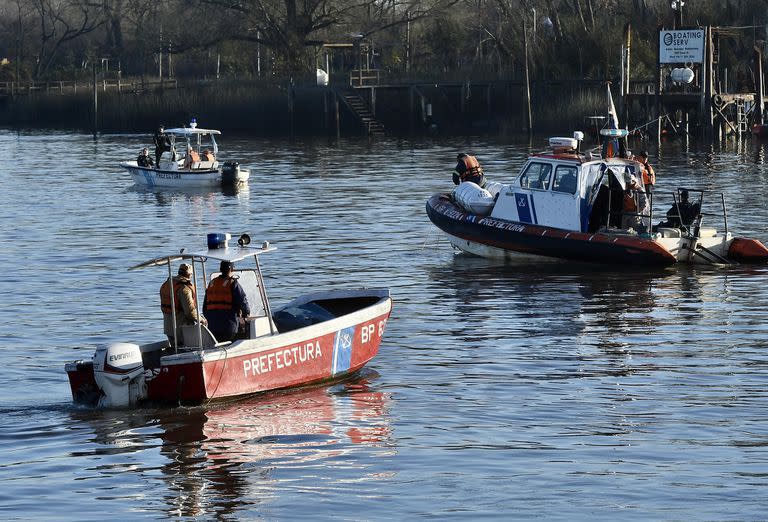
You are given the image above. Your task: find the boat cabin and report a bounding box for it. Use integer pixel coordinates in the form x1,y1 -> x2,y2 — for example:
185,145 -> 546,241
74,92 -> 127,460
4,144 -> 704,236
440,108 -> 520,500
132,233 -> 276,351
490,132 -> 648,233
159,120 -> 221,171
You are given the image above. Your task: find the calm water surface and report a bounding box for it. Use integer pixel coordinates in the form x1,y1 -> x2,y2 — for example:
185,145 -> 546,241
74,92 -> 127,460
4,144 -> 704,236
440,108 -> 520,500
1,131 -> 768,520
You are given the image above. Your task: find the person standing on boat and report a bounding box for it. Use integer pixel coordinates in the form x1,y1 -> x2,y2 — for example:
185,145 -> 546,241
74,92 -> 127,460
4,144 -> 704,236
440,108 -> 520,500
137,147 -> 154,167
203,260 -> 250,342
621,175 -> 649,232
453,153 -> 487,188
637,150 -> 656,193
153,125 -> 172,166
160,263 -> 205,345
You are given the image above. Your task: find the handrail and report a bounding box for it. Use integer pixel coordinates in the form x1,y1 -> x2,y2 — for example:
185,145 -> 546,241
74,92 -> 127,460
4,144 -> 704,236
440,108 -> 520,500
0,78 -> 178,96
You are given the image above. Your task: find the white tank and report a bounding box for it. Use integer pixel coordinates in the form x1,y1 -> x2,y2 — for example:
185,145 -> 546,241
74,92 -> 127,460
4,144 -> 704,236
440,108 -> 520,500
92,342 -> 146,408
454,181 -> 496,216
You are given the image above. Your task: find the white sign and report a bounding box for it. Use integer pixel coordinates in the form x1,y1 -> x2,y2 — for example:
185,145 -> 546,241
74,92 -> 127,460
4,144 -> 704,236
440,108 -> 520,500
659,29 -> 705,64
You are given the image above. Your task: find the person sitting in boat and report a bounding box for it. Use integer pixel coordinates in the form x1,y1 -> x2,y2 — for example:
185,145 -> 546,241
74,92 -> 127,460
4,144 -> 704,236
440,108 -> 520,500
659,189 -> 700,229
621,175 -> 649,233
160,263 -> 206,346
203,260 -> 251,342
183,146 -> 201,169
153,125 -> 171,166
137,147 -> 154,168
201,149 -> 215,162
453,153 -> 487,188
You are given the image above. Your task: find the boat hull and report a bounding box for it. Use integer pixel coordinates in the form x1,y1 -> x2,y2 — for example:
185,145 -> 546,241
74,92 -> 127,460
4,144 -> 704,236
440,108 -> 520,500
66,289 -> 392,406
121,162 -> 249,188
427,194 -> 678,266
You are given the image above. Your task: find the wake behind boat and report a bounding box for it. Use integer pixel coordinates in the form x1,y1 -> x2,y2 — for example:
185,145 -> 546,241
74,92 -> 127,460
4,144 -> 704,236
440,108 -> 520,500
427,132 -> 768,266
120,120 -> 250,188
65,233 -> 392,407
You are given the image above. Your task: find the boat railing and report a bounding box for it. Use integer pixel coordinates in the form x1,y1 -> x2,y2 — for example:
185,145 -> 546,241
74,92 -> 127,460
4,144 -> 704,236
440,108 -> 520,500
604,187 -> 728,238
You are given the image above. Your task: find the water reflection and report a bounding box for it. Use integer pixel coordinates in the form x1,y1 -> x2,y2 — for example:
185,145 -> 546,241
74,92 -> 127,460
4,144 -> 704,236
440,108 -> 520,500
68,375 -> 391,518
128,184 -> 250,207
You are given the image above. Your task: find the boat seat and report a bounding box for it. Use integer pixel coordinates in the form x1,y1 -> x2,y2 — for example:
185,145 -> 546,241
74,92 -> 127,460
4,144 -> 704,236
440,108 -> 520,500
192,160 -> 218,170
248,316 -> 276,338
180,324 -> 228,349
699,227 -> 717,237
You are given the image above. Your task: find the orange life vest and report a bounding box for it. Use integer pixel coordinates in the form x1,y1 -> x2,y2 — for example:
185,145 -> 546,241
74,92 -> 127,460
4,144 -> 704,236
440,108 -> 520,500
459,155 -> 483,181
205,277 -> 234,311
641,161 -> 656,186
160,278 -> 195,314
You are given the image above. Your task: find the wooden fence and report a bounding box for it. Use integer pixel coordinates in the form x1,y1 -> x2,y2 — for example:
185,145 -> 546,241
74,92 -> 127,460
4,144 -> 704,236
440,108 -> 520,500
0,78 -> 178,96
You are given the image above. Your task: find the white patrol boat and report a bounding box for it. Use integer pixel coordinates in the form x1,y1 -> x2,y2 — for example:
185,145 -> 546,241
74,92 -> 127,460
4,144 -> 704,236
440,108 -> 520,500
65,232 -> 392,407
120,119 -> 250,188
427,131 -> 768,266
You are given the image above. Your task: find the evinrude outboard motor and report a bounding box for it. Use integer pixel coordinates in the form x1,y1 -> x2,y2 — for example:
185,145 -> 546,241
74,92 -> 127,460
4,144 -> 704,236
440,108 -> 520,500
92,343 -> 146,408
221,161 -> 240,185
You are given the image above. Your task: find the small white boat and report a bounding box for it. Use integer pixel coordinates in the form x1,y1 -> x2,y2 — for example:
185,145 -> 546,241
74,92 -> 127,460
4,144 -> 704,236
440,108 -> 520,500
65,232 -> 393,407
120,120 -> 250,188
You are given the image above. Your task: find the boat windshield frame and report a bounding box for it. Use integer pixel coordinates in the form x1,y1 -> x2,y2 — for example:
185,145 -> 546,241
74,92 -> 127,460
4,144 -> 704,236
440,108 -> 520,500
129,244 -> 277,352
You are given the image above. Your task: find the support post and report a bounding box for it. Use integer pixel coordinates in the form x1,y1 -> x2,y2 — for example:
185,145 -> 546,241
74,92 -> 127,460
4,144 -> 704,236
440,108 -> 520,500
755,46 -> 764,126
92,64 -> 98,135
655,25 -> 663,145
623,23 -> 631,126
523,20 -> 533,134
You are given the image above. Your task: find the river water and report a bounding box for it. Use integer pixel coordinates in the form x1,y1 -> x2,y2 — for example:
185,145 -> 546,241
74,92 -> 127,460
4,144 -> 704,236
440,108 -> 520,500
1,130 -> 768,520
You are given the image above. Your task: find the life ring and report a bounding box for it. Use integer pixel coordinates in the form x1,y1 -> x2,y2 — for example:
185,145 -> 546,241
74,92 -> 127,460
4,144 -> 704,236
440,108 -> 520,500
712,94 -> 724,107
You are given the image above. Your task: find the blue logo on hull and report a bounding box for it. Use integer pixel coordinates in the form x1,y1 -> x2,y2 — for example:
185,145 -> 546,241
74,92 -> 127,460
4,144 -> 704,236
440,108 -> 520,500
332,326 -> 356,375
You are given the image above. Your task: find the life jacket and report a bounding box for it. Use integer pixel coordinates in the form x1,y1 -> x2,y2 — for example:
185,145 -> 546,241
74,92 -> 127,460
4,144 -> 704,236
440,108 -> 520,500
641,162 -> 656,186
205,277 -> 234,311
623,191 -> 638,213
459,155 -> 483,182
160,277 -> 195,314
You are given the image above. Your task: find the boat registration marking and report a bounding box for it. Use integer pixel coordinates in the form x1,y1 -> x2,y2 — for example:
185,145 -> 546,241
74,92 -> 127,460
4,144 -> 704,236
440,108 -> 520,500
242,341 -> 322,377
157,172 -> 183,180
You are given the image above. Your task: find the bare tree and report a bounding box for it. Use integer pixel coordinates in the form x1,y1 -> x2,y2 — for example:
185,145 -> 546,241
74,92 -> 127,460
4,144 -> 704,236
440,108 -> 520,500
29,0 -> 106,77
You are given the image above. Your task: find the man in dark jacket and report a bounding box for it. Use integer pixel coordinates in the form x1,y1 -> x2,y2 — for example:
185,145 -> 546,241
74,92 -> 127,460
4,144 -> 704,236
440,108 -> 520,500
203,260 -> 250,342
137,147 -> 154,167
153,125 -> 171,166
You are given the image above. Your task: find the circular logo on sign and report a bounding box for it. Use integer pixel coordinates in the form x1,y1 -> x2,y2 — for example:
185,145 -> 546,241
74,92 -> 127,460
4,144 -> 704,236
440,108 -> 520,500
664,33 -> 673,46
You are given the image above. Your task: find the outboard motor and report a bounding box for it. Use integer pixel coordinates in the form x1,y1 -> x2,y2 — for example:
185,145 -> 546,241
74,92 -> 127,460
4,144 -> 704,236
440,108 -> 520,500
221,161 -> 240,185
92,343 -> 146,408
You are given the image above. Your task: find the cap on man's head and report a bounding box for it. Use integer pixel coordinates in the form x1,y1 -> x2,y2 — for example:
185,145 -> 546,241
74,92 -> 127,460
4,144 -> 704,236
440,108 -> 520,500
178,263 -> 192,276
220,260 -> 234,273
457,153 -> 467,161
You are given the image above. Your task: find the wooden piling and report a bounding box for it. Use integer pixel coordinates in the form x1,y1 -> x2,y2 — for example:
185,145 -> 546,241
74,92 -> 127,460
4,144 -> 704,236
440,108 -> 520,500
755,46 -> 764,126
92,64 -> 98,134
523,20 -> 533,134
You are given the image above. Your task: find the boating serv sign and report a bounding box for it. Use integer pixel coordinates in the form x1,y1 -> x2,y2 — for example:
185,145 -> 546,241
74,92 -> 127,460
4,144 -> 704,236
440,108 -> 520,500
659,29 -> 705,64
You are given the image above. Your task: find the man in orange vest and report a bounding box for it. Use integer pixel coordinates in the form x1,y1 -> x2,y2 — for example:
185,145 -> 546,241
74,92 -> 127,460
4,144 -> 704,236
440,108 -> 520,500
637,150 -> 656,193
160,263 -> 205,344
203,260 -> 250,342
453,153 -> 487,188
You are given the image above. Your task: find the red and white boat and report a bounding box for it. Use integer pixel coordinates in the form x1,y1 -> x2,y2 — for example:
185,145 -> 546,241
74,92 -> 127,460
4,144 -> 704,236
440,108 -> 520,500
65,233 -> 393,407
427,131 -> 768,266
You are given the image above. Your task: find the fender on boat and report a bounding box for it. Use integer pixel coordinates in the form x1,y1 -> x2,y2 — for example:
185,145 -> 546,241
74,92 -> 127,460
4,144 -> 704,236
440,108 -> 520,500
728,238 -> 768,263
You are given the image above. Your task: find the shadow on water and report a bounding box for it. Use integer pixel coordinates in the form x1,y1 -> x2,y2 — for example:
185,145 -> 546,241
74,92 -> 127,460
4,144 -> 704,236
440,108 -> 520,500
64,373 -> 392,518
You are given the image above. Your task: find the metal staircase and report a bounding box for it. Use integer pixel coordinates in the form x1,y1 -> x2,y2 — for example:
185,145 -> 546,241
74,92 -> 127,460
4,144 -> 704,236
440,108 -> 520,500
338,91 -> 385,136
